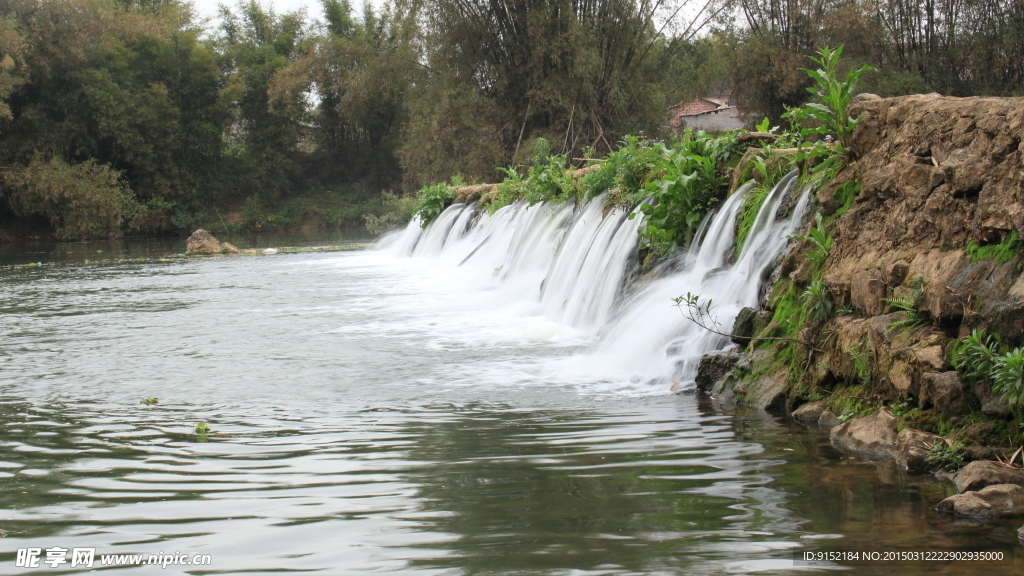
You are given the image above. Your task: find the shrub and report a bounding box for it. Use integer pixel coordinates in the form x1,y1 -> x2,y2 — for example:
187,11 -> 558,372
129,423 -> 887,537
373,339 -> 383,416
3,156 -> 142,239
632,133 -> 738,255
413,183 -> 457,226
521,154 -> 577,206
581,135 -> 663,204
364,191 -> 418,235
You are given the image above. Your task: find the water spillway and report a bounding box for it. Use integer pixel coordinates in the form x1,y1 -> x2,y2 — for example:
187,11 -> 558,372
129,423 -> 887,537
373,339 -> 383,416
382,173 -> 810,394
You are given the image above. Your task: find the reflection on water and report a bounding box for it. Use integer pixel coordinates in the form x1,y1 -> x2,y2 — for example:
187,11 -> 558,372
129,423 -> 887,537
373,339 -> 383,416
0,228 -> 372,266
1,397 -> 1020,575
0,241 -> 1020,574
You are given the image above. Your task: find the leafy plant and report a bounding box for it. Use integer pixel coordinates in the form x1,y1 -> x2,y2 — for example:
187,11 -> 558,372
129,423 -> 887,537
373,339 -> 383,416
195,422 -> 211,435
581,135 -> 662,203
521,154 -> 578,206
951,329 -> 1003,381
992,347 -> 1024,416
926,440 -> 965,472
802,281 -> 834,322
413,183 -> 457,227
791,213 -> 833,272
488,166 -> 526,213
632,133 -> 738,255
141,398 -> 158,406
782,45 -> 873,152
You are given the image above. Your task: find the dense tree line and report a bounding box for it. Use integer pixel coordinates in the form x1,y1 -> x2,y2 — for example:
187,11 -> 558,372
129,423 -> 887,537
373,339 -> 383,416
0,0 -> 1019,238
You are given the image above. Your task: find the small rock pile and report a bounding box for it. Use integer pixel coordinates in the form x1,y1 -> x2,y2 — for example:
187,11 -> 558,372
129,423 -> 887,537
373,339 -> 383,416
185,229 -> 238,255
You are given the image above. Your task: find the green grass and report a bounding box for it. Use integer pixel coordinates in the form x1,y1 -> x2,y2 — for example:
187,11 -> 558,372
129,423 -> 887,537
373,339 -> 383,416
735,184 -> 773,257
831,180 -> 860,218
966,230 -> 1020,263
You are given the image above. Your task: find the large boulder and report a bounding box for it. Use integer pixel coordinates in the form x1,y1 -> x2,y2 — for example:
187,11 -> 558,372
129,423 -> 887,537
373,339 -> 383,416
984,301 -> 1024,347
894,428 -> 945,472
829,407 -> 898,457
955,461 -> 1024,494
731,307 -> 757,345
935,484 -> 1024,518
186,229 -> 222,255
919,371 -> 964,412
695,351 -> 740,393
850,268 -> 886,317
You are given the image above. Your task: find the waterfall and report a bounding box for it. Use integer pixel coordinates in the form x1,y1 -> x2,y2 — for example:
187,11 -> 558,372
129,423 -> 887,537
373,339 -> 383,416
381,174 -> 812,393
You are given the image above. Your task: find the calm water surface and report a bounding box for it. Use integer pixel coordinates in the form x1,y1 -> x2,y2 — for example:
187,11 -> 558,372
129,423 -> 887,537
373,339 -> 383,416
1,236 -> 1020,574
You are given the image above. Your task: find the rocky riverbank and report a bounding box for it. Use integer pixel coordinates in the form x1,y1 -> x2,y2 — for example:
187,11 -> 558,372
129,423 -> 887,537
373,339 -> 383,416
695,93 -> 1024,541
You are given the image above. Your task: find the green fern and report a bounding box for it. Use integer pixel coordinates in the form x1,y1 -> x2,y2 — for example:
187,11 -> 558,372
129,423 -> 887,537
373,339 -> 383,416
882,280 -> 929,334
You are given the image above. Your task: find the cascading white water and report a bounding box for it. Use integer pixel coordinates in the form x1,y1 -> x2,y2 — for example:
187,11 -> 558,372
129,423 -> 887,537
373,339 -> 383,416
382,174 -> 812,394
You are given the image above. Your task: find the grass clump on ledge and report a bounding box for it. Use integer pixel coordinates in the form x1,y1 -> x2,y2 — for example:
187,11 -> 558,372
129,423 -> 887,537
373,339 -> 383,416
965,230 -> 1021,263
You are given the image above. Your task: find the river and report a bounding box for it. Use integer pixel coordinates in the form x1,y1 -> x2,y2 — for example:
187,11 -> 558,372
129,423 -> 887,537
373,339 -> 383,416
0,226 -> 1020,575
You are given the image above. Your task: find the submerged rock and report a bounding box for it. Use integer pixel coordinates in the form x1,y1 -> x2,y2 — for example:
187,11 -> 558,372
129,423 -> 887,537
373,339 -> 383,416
818,410 -> 841,428
955,461 -> 1024,494
792,400 -> 827,422
829,407 -> 898,457
936,484 -> 1024,518
185,229 -> 222,255
894,428 -> 945,472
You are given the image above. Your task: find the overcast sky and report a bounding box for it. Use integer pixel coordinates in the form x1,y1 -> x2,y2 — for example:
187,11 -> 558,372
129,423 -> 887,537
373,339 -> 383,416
190,0 -> 327,24
189,0 -> 715,37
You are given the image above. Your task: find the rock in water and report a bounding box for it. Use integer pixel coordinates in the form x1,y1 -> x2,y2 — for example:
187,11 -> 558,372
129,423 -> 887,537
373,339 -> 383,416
818,410 -> 841,428
829,407 -> 898,457
955,461 -> 1024,494
935,484 -> 1024,518
262,248 -> 278,255
792,400 -> 827,422
695,351 -> 739,392
894,428 -> 946,472
186,229 -> 222,255
220,242 -> 239,254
